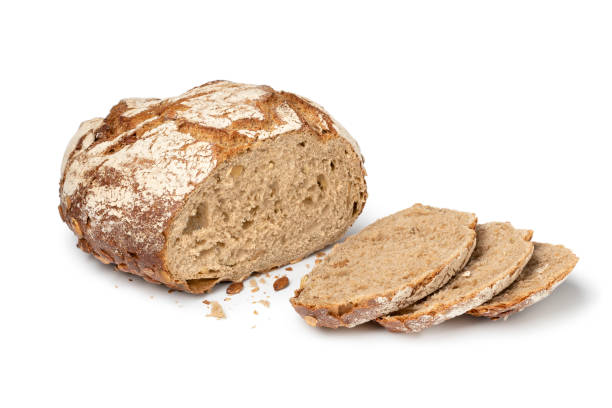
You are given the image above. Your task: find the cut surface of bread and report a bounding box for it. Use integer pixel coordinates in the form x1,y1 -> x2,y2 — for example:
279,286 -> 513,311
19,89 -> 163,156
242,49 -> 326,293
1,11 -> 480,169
166,130 -> 366,286
468,242 -> 578,319
377,222 -> 534,333
290,204 -> 477,328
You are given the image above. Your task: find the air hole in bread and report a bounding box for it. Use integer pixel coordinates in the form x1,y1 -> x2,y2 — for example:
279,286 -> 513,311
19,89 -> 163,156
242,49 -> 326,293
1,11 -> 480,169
183,202 -> 209,234
298,141 -> 306,147
303,197 -> 313,205
317,175 -> 327,191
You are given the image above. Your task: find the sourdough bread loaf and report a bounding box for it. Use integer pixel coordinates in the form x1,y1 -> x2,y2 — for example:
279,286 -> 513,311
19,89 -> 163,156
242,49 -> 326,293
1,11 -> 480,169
468,242 -> 578,319
290,204 -> 477,328
377,222 -> 533,333
59,81 -> 367,293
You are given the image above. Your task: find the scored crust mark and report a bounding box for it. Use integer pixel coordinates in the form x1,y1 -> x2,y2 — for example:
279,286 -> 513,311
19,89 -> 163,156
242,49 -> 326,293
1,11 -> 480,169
290,204 -> 478,328
377,223 -> 534,333
59,81 -> 367,293
468,242 -> 578,319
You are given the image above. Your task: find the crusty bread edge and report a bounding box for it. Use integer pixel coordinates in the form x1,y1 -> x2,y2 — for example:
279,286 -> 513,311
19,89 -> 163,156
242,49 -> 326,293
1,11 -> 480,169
289,216 -> 478,328
377,230 -> 534,333
468,253 -> 578,320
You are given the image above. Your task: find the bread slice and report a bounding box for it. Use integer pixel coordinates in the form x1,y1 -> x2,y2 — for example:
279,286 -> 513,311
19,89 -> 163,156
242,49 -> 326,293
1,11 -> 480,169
59,81 -> 367,293
377,223 -> 534,333
290,204 -> 477,328
468,242 -> 578,319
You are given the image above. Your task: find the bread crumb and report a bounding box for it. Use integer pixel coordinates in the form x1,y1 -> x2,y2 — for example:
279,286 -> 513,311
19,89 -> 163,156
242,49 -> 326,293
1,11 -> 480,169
202,300 -> 210,305
251,325 -> 256,329
274,275 -> 279,279
316,252 -> 326,257
128,278 -> 133,282
259,278 -> 266,284
265,272 -> 271,278
226,282 -> 244,295
285,267 -> 293,271
306,264 -> 310,268
273,276 -> 290,291
315,259 -> 322,264
251,287 -> 260,293
168,289 -> 175,293
249,279 -> 259,288
258,300 -> 270,308
206,301 -> 226,319
253,310 -> 259,315
224,297 -> 231,302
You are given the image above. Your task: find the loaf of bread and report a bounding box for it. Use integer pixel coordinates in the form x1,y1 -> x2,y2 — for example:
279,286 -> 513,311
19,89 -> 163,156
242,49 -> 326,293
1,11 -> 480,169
59,81 -> 367,293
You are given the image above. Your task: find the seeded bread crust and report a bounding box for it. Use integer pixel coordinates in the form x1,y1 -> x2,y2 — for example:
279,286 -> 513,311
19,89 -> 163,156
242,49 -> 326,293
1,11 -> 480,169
468,243 -> 578,319
290,205 -> 478,328
59,81 -> 366,293
377,225 -> 534,333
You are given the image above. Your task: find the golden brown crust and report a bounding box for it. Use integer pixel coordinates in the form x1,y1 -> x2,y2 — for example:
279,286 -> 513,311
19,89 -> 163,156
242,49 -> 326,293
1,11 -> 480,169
59,81 -> 366,293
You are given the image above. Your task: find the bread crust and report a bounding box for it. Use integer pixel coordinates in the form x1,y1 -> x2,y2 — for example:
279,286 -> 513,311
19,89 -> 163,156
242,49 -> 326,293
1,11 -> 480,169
377,228 -> 534,333
290,207 -> 478,328
59,81 -> 366,293
468,243 -> 578,319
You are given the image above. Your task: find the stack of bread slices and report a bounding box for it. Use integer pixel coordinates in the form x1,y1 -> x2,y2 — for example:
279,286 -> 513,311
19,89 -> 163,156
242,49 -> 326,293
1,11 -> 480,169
290,204 -> 578,332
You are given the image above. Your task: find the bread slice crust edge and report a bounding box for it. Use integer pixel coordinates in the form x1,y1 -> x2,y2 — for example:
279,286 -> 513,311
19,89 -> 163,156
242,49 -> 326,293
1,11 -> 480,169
290,206 -> 478,328
377,225 -> 534,333
468,243 -> 578,319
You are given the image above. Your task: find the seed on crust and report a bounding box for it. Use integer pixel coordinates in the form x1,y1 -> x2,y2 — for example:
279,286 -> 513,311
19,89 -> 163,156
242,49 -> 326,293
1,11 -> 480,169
70,217 -> 83,238
93,251 -> 113,264
273,276 -> 289,291
226,282 -> 244,295
304,316 -> 318,327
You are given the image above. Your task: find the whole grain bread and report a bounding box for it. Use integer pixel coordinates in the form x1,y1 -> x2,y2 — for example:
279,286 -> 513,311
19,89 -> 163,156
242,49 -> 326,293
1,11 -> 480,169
290,204 -> 477,328
59,81 -> 367,293
468,242 -> 578,319
377,223 -> 534,333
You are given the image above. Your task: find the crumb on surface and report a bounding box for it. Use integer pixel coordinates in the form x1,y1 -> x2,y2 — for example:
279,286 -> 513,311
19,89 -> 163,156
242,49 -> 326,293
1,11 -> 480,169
249,279 -> 258,288
226,282 -> 244,295
253,310 -> 259,315
168,289 -> 175,293
315,259 -> 322,264
251,287 -> 260,293
316,252 -> 326,257
224,297 -> 231,302
202,300 -> 210,305
206,301 -> 226,319
273,276 -> 290,291
128,278 -> 133,282
285,267 -> 293,271
306,264 -> 310,268
259,278 -> 266,284
258,300 -> 270,308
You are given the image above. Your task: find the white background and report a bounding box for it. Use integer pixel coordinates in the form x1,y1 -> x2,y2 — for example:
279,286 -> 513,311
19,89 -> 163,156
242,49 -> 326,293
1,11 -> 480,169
2,1 -> 611,407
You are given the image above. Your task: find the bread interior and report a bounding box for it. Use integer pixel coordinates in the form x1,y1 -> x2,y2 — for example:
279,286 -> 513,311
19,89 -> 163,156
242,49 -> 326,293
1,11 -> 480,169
165,131 -> 366,285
